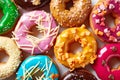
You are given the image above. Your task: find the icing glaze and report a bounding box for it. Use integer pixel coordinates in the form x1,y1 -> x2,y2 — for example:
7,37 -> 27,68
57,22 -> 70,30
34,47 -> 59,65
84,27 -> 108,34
16,55 -> 59,80
90,0 -> 120,42
13,10 -> 59,54
93,43 -> 120,80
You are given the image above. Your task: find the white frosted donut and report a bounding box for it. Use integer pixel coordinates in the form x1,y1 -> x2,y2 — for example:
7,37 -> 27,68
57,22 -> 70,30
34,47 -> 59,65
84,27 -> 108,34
0,37 -> 21,79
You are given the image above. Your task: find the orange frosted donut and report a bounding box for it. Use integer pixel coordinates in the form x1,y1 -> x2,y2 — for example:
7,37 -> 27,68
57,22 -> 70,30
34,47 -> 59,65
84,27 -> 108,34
50,0 -> 91,27
54,25 -> 97,70
0,37 -> 21,79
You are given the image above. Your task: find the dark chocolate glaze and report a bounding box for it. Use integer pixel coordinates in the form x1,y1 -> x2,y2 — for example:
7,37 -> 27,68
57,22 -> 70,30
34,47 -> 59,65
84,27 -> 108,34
14,0 -> 50,10
61,68 -> 97,80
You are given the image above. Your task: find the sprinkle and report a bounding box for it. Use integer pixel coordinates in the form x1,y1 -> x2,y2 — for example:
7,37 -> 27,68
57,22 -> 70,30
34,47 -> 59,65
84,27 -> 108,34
92,14 -> 96,18
104,28 -> 109,33
109,4 -> 115,9
100,22 -> 105,26
116,31 -> 120,36
99,4 -> 106,10
102,60 -> 106,66
110,46 -> 117,52
97,8 -> 101,13
108,74 -> 114,80
95,29 -> 99,35
95,19 -> 100,24
99,47 -> 107,57
98,31 -> 104,36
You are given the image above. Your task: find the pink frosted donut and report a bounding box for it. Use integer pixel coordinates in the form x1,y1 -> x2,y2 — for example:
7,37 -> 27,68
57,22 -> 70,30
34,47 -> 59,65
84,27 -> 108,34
90,0 -> 120,42
13,10 -> 59,54
93,43 -> 120,80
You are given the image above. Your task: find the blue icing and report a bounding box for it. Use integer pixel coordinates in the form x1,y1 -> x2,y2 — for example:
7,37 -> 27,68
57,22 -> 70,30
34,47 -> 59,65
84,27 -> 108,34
16,55 -> 59,80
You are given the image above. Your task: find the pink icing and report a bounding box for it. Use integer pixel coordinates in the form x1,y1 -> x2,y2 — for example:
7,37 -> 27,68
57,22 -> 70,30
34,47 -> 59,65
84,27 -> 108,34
13,10 -> 59,54
92,43 -> 120,80
91,0 -> 120,42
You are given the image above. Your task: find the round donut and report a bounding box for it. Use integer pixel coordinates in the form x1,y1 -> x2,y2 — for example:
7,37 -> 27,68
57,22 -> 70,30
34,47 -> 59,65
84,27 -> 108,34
50,0 -> 91,27
16,55 -> 59,80
14,0 -> 50,10
90,0 -> 120,42
61,68 -> 97,80
0,37 -> 21,79
54,25 -> 97,70
13,10 -> 59,54
0,0 -> 19,34
92,43 -> 120,80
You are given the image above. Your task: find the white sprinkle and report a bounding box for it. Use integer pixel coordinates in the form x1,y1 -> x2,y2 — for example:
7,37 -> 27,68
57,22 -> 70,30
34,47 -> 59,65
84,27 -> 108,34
97,8 -> 101,13
95,19 -> 100,24
104,28 -> 109,33
98,47 -> 107,57
109,4 -> 115,9
92,14 -> 96,18
99,4 -> 106,10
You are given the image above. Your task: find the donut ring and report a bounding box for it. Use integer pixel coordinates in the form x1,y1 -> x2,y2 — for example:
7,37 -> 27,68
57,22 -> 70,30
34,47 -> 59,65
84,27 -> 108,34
0,0 -> 19,34
13,10 -> 59,54
93,43 -> 120,80
90,0 -> 120,42
16,55 -> 59,80
14,0 -> 50,10
50,0 -> 91,27
0,37 -> 21,79
54,25 -> 97,70
61,68 -> 97,80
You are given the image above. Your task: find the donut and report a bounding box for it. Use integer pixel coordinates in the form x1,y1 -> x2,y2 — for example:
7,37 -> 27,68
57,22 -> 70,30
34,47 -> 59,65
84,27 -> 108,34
50,0 -> 91,27
0,0 -> 19,34
13,10 -> 59,54
90,0 -> 120,42
16,55 -> 59,80
0,36 -> 21,79
14,0 -> 50,10
61,68 -> 97,80
54,25 -> 97,70
92,43 -> 120,80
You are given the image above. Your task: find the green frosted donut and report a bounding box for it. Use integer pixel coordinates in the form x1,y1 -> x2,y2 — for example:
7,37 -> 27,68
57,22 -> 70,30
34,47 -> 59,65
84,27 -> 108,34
0,0 -> 19,34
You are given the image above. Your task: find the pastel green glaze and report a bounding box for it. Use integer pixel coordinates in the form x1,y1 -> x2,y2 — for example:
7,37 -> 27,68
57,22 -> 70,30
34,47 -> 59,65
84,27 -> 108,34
0,0 -> 19,34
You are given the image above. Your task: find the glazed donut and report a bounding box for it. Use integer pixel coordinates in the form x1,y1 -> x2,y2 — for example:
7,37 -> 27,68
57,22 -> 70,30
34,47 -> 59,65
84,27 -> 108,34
13,10 -> 59,54
50,0 -> 91,27
16,55 -> 59,80
93,43 -> 120,80
0,0 -> 19,34
14,0 -> 50,10
61,68 -> 97,80
0,37 -> 21,79
54,25 -> 97,70
90,0 -> 120,42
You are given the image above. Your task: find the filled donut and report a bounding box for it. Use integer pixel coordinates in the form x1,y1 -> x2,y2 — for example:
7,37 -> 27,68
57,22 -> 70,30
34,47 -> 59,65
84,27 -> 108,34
14,0 -> 50,10
61,68 -> 97,80
54,25 -> 97,70
16,55 -> 59,80
0,36 -> 21,79
90,0 -> 120,42
0,0 -> 19,34
50,0 -> 91,27
13,10 -> 59,54
93,43 -> 120,80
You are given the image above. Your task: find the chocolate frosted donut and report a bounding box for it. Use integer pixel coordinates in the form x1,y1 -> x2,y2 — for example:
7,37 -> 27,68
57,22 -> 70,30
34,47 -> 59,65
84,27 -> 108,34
14,0 -> 50,10
61,68 -> 97,80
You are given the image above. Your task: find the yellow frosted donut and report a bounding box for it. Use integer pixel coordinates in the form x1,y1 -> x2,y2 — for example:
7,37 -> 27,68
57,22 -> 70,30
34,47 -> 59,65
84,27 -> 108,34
0,37 -> 21,79
54,25 -> 97,70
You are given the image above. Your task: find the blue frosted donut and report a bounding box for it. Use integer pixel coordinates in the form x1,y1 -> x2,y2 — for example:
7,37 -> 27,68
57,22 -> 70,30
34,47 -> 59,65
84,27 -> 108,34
16,55 -> 59,80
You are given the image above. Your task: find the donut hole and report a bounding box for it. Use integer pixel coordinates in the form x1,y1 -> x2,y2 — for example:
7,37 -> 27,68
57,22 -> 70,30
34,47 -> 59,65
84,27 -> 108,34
0,49 -> 9,63
0,10 -> 3,19
105,14 -> 115,28
68,42 -> 82,54
65,0 -> 73,10
32,68 -> 43,80
29,25 -> 44,38
108,56 -> 120,71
